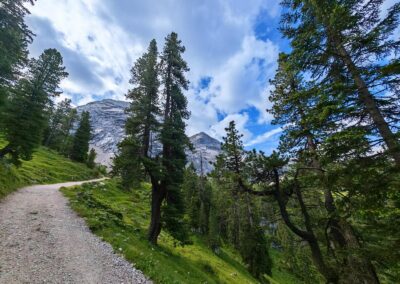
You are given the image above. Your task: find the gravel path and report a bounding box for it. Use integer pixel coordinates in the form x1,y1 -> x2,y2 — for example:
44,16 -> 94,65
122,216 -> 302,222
0,179 -> 151,284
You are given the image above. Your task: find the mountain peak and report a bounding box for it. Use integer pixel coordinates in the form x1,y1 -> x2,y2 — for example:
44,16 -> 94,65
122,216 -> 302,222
190,132 -> 220,147
76,99 -> 222,173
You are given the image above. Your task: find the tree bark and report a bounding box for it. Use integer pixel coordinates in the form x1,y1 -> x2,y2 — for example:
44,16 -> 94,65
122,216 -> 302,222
332,35 -> 400,167
0,144 -> 12,159
272,169 -> 339,283
306,135 -> 380,283
147,180 -> 165,245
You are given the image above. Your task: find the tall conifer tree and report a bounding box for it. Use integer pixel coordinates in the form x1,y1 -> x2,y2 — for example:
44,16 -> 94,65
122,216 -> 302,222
70,111 -> 91,163
152,32 -> 191,244
269,53 -> 379,283
213,121 -> 273,280
0,48 -> 68,164
280,0 -> 400,166
0,0 -> 35,110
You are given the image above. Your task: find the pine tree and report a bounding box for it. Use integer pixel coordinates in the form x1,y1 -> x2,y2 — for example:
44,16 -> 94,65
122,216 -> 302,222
86,148 -> 97,169
280,0 -> 400,166
245,151 -> 340,283
44,98 -> 76,152
155,32 -> 191,244
114,35 -> 190,245
112,137 -> 143,190
113,39 -> 164,240
59,108 -> 78,156
0,0 -> 34,110
183,163 -> 211,234
213,121 -> 273,279
113,39 -> 160,189
125,39 -> 161,159
183,164 -> 201,231
269,53 -> 380,283
70,111 -> 91,163
0,48 -> 68,165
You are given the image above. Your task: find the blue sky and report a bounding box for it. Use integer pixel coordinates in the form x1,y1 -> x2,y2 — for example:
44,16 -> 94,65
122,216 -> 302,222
25,0 -> 291,153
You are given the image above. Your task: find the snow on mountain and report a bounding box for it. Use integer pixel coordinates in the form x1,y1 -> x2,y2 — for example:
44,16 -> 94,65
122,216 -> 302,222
76,99 -> 221,173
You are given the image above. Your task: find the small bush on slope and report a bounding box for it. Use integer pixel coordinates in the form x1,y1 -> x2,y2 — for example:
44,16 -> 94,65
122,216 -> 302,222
61,179 -> 300,284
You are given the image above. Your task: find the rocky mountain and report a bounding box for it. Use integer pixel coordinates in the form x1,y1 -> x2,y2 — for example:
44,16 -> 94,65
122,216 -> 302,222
76,99 -> 221,173
187,132 -> 221,174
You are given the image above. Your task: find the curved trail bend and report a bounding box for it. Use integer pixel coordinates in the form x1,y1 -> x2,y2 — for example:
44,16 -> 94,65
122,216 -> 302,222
0,179 -> 151,284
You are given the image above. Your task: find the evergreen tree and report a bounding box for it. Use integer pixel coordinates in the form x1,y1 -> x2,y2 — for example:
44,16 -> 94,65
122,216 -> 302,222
0,0 -> 34,110
207,201 -> 221,253
125,39 -> 161,159
86,148 -> 97,169
156,32 -> 191,244
70,111 -> 91,163
44,98 -> 76,152
113,39 -> 160,189
213,121 -> 273,279
183,164 -> 211,234
280,0 -> 400,166
59,108 -> 78,156
112,39 -> 163,238
183,164 -> 201,231
268,53 -> 380,283
0,48 -> 68,165
113,137 -> 143,190
245,151 -> 340,283
114,34 -> 190,245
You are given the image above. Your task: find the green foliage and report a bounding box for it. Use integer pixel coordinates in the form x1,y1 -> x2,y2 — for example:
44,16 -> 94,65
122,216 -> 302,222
43,98 -> 77,155
70,111 -> 91,163
0,0 -> 34,89
0,48 -> 68,165
211,121 -> 273,280
86,148 -> 97,169
183,164 -> 212,234
280,0 -> 400,164
115,34 -> 191,244
113,137 -> 143,189
61,179 -> 299,284
0,137 -> 99,199
258,1 -> 400,281
125,38 -> 161,143
158,32 -> 191,244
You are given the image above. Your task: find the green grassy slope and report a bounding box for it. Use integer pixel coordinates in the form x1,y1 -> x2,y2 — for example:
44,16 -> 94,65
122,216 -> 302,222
61,179 -> 299,284
0,139 -> 100,198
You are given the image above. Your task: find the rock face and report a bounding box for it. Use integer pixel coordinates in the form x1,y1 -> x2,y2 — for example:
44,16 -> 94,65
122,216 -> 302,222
76,99 -> 129,166
76,99 -> 221,173
187,132 -> 221,174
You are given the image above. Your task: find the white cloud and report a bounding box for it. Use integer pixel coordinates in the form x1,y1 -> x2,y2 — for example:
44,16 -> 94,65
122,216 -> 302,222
209,113 -> 252,143
245,127 -> 283,147
26,0 -> 282,149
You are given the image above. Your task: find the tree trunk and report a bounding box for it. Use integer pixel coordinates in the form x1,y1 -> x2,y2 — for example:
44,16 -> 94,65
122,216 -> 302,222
0,144 -> 12,159
147,180 -> 166,245
272,169 -> 339,283
337,220 -> 380,284
333,37 -> 400,167
306,135 -> 380,283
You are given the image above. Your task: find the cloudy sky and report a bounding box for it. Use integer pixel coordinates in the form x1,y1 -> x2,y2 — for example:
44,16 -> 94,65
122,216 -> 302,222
25,0 -> 291,152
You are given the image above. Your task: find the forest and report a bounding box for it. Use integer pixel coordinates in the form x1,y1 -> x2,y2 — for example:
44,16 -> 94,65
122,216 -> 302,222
1,0 -> 399,283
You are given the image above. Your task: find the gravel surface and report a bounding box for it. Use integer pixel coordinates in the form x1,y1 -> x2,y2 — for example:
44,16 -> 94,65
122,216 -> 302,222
0,179 -> 152,284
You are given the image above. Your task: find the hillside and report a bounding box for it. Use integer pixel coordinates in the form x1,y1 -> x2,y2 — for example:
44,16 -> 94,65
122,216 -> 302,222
61,179 -> 299,284
0,138 -> 100,199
